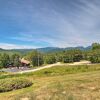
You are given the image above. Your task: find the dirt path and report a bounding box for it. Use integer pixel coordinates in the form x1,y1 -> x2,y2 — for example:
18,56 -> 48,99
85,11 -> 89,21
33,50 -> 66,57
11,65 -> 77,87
17,61 -> 91,74
18,63 -> 61,74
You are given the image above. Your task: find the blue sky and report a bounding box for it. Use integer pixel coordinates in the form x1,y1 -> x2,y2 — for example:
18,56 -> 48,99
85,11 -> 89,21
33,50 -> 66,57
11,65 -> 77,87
0,0 -> 100,49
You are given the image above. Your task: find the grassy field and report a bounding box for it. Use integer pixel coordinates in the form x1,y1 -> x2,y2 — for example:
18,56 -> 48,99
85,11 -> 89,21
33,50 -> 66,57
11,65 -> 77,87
0,64 -> 100,100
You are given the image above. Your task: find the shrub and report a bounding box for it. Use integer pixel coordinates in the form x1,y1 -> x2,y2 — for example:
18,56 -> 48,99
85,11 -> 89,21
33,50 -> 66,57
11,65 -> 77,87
0,78 -> 32,92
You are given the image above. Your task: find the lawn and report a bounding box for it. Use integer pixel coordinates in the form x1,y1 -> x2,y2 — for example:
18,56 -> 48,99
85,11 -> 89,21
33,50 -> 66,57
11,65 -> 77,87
0,64 -> 100,100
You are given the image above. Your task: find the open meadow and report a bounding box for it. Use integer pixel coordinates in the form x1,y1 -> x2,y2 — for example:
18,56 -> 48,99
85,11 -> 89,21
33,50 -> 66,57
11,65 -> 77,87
0,64 -> 100,100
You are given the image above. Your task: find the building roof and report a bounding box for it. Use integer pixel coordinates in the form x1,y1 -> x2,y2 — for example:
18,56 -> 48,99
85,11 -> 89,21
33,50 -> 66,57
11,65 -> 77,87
20,58 -> 30,64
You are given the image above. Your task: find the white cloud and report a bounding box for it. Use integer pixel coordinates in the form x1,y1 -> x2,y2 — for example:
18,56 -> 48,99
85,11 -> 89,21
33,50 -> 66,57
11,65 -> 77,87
0,43 -> 38,49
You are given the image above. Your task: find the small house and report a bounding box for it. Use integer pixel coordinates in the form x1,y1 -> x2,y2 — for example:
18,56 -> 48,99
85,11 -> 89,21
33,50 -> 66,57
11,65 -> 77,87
20,58 -> 30,67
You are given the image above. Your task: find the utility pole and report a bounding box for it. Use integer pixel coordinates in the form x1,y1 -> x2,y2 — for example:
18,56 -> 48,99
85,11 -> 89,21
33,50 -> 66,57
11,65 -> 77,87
38,51 -> 39,67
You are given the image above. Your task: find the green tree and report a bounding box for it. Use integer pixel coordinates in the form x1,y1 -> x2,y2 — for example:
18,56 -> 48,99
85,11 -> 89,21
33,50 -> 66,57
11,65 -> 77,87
0,54 -> 3,68
60,49 -> 83,63
44,54 -> 56,64
62,55 -> 73,63
25,50 -> 43,66
92,43 -> 100,50
0,53 -> 10,68
10,54 -> 21,69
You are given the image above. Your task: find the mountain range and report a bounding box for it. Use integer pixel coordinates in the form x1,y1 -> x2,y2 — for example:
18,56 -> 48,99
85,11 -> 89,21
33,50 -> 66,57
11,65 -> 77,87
37,46 -> 91,53
0,46 -> 92,54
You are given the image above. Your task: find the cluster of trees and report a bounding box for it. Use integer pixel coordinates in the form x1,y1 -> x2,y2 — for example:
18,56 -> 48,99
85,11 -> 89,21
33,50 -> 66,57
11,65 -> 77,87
89,44 -> 100,63
92,43 -> 100,50
24,49 -> 84,66
58,49 -> 83,63
0,43 -> 100,69
25,50 -> 44,67
0,53 -> 20,68
83,43 -> 100,63
25,43 -> 100,66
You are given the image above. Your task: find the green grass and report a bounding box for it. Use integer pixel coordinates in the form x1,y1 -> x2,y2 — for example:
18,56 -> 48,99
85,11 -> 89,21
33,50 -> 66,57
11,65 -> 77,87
0,64 -> 100,79
0,72 -> 9,75
0,64 -> 100,100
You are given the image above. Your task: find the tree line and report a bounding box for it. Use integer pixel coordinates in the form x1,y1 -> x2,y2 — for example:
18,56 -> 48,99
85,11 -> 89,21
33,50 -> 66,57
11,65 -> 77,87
0,53 -> 20,69
0,43 -> 100,69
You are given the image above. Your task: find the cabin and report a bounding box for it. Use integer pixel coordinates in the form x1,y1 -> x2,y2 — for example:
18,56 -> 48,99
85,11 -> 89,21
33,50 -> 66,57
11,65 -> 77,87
20,58 -> 30,67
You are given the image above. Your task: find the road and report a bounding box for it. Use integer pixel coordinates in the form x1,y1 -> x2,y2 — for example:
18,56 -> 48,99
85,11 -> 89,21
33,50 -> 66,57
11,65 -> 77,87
17,61 -> 91,74
17,63 -> 60,74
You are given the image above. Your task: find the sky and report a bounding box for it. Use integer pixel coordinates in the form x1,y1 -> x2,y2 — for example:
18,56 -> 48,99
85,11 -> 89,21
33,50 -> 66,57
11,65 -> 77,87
0,0 -> 100,49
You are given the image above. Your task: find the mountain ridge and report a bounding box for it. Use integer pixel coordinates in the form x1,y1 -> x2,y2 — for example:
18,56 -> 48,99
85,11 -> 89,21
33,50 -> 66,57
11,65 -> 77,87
0,46 -> 92,54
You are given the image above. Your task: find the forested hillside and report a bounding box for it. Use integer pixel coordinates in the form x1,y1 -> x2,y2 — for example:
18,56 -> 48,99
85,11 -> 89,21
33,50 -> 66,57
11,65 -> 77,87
0,43 -> 100,69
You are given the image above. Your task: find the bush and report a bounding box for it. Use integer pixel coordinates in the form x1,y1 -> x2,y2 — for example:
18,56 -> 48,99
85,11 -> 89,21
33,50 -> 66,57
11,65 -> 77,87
0,78 -> 32,92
